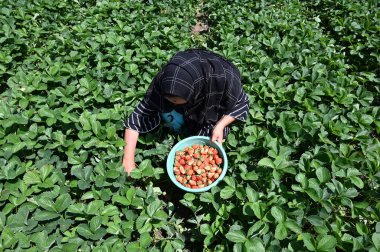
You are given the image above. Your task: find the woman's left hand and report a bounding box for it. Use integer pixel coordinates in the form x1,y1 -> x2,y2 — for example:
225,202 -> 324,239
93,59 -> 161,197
211,125 -> 224,144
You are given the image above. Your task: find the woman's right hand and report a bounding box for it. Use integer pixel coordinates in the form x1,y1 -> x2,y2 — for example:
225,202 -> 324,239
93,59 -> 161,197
123,128 -> 139,176
123,157 -> 136,176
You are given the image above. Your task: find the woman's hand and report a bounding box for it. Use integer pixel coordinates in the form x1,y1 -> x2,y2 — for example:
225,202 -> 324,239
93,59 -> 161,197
123,128 -> 139,176
123,157 -> 136,176
212,115 -> 236,144
211,125 -> 224,144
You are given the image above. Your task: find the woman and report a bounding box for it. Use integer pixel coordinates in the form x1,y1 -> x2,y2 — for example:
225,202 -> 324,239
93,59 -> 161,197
123,49 -> 249,175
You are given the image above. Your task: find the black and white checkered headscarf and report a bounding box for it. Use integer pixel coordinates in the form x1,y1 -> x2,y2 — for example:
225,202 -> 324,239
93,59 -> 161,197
125,49 -> 249,136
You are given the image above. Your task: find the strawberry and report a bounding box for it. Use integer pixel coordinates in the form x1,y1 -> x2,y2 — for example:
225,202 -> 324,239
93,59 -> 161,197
180,166 -> 186,174
173,144 -> 223,190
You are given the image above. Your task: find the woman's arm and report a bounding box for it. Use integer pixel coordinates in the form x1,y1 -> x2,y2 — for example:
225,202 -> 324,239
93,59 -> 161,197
122,128 -> 139,175
212,91 -> 249,144
212,115 -> 236,144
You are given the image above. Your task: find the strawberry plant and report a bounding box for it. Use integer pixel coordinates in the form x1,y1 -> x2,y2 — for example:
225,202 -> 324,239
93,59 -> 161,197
0,0 -> 379,251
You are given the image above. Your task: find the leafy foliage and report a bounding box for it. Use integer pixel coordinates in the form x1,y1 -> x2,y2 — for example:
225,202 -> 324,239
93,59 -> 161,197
0,0 -> 379,251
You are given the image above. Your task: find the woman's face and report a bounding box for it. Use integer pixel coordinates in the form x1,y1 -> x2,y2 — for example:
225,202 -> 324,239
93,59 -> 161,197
164,96 -> 187,105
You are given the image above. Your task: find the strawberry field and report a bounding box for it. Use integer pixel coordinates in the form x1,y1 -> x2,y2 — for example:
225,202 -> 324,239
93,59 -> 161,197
0,0 -> 379,251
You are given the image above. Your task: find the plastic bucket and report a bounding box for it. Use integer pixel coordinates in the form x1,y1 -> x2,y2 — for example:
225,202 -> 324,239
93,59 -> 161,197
166,136 -> 228,192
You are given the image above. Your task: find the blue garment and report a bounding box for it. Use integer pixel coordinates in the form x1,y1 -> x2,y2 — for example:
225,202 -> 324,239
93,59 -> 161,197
161,109 -> 185,132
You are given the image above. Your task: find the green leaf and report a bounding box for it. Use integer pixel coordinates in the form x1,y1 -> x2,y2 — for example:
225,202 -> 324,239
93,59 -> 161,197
55,193 -> 72,212
106,222 -> 121,234
23,171 -> 41,185
285,220 -> 302,234
37,197 -> 56,212
258,158 -> 275,168
40,164 -> 53,181
90,116 -> 100,135
184,193 -> 196,201
247,221 -> 265,236
126,188 -> 136,202
76,224 -> 94,239
200,224 -> 213,236
140,232 -> 151,248
86,200 -> 104,215
200,192 -> 214,203
126,241 -> 140,252
372,233 -> 380,250
302,233 -> 316,251
90,216 -> 102,232
1,227 -> 17,248
220,186 -> 235,199
350,176 -> 364,189
228,134 -> 238,147
243,203 -> 256,216
136,214 -> 152,234
113,195 -> 131,206
34,211 -> 60,221
163,240 -> 174,252
0,212 -> 6,231
316,167 -> 331,183
226,230 -> 247,243
251,202 -> 264,219
153,210 -> 168,221
307,215 -> 324,227
244,238 -> 265,252
271,206 -> 285,222
275,222 -> 288,240
317,235 -> 337,251
171,239 -> 185,249
101,205 -> 119,216
31,231 -> 55,250
246,185 -> 258,202
67,203 -> 85,214
147,201 -> 161,217
12,142 -> 26,153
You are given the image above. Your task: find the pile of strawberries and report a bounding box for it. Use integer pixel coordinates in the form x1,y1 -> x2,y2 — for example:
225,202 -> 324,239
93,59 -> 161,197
173,144 -> 223,189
